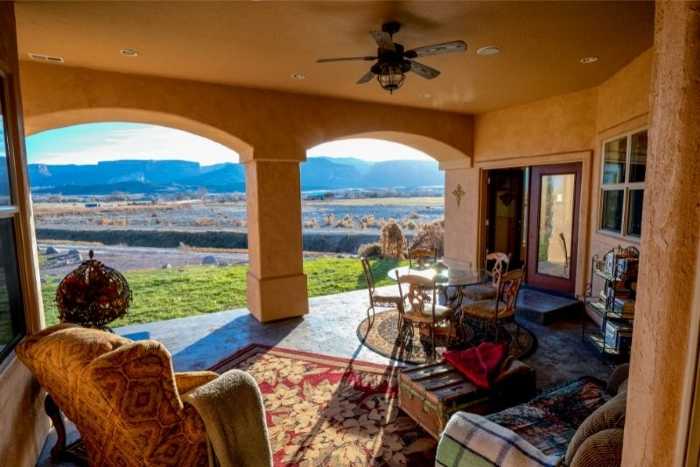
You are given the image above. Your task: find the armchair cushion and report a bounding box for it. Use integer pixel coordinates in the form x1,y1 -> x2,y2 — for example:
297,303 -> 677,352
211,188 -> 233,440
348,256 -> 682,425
564,390 -> 626,466
436,412 -> 560,467
16,324 -> 212,466
567,428 -> 624,467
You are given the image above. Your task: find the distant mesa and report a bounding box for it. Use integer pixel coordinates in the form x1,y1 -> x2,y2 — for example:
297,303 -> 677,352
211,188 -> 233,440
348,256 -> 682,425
12,157 -> 443,195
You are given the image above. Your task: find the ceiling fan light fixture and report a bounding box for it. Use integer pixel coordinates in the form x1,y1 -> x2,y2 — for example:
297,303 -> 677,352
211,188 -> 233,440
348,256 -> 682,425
376,62 -> 406,94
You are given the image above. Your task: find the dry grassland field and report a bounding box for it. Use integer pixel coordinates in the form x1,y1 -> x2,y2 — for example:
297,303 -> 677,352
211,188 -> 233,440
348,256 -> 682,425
33,197 -> 444,233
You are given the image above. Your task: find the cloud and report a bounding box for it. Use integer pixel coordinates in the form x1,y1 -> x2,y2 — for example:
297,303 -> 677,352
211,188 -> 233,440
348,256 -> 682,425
27,123 -> 239,166
26,123 -> 435,166
307,138 -> 433,162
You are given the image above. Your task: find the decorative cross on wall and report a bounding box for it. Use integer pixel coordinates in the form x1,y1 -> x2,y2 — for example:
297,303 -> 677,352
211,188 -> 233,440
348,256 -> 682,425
452,183 -> 466,206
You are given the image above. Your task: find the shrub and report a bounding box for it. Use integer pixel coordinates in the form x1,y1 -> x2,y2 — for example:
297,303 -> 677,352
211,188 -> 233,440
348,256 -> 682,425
380,219 -> 405,259
410,219 -> 445,256
357,242 -> 382,258
403,220 -> 417,230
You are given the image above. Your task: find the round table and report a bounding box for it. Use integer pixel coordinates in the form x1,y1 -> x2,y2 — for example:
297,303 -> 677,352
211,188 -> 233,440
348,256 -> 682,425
386,265 -> 490,288
386,264 -> 490,348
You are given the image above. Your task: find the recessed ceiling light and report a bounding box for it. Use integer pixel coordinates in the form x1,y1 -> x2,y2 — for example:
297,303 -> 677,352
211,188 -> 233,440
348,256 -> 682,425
28,53 -> 64,64
476,46 -> 501,56
120,48 -> 139,57
580,56 -> 599,64
291,73 -> 305,80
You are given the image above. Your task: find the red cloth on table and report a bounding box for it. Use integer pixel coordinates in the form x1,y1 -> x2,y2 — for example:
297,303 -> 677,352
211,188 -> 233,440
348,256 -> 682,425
443,342 -> 507,390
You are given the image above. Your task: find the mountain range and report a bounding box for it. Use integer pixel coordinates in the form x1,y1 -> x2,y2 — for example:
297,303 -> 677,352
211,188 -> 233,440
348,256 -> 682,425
0,157 -> 443,195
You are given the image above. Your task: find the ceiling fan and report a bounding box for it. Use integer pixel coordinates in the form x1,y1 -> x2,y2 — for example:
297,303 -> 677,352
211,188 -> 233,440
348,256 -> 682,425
317,21 -> 466,93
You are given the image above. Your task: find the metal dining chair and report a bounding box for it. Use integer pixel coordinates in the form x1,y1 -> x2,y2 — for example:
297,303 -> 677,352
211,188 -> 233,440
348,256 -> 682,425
461,267 -> 525,343
397,273 -> 456,360
408,247 -> 437,269
461,251 -> 512,302
360,256 -> 404,325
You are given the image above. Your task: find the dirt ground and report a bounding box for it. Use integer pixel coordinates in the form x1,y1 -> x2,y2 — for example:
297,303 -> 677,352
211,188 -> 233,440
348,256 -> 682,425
37,241 -> 336,277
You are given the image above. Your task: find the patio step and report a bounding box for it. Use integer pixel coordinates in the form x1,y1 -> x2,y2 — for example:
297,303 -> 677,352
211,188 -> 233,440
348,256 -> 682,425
516,288 -> 582,325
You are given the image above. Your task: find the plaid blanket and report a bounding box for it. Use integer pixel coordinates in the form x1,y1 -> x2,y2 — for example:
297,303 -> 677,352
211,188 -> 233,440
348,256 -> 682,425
436,412 -> 561,467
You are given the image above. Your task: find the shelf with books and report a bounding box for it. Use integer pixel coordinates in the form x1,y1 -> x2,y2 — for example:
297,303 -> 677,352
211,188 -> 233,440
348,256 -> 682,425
582,246 -> 639,359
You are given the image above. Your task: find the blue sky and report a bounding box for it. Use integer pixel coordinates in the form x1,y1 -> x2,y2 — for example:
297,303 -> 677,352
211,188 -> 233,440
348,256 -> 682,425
25,122 -> 432,165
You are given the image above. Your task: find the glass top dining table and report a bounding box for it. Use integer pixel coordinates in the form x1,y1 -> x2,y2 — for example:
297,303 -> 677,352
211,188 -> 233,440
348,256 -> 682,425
386,265 -> 490,288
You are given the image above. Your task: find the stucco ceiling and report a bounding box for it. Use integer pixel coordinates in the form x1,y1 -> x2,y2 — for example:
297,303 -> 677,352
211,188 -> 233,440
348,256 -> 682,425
14,1 -> 654,114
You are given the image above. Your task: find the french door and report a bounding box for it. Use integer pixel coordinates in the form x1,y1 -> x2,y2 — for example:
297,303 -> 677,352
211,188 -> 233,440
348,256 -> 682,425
526,163 -> 582,294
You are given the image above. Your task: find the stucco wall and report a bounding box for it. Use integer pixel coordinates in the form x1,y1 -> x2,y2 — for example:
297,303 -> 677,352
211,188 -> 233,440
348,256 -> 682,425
19,61 -> 474,163
471,48 -> 652,294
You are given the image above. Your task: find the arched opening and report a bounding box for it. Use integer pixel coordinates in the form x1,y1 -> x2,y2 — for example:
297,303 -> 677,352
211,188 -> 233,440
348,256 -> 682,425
301,136 -> 452,277
26,121 -> 253,327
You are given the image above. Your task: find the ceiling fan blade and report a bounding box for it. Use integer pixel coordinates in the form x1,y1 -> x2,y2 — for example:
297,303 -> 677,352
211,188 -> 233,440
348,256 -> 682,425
410,61 -> 441,79
317,56 -> 377,63
356,70 -> 375,84
405,40 -> 467,58
370,30 -> 396,51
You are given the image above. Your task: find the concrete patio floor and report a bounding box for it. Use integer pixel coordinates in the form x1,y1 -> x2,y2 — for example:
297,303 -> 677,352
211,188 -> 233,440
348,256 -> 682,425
38,285 -> 614,466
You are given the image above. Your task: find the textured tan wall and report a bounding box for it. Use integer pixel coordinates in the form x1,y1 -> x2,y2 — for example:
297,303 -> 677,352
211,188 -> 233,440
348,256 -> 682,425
443,167 -> 481,270
623,2 -> 700,465
471,48 -> 653,295
18,61 -> 474,163
0,3 -> 50,466
473,87 -> 598,162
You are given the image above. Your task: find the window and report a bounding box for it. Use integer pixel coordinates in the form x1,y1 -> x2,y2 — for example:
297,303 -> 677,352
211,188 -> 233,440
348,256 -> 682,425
599,129 -> 647,238
0,75 -> 26,363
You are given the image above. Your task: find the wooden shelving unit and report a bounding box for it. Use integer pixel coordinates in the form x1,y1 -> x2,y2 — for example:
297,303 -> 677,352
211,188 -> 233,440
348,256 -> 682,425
582,246 -> 639,359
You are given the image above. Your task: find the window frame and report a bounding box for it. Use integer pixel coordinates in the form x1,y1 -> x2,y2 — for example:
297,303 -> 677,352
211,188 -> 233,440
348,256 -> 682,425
0,70 -> 27,364
598,128 -> 648,240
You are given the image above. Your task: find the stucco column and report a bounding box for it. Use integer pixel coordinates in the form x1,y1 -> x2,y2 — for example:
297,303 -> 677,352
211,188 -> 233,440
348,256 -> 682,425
623,2 -> 700,465
245,158 -> 308,322
441,160 -> 480,271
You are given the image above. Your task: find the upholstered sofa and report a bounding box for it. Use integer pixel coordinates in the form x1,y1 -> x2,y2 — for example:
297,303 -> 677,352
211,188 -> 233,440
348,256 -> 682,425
16,323 -> 269,467
436,365 -> 629,467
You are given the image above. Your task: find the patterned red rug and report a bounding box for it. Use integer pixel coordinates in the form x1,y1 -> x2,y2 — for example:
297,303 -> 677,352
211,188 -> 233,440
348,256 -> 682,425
211,344 -> 436,466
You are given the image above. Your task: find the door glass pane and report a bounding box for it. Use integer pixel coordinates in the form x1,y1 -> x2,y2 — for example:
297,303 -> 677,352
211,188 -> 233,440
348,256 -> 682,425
627,189 -> 644,237
0,90 -> 11,205
629,131 -> 647,183
0,218 -> 24,355
601,189 -> 624,232
537,174 -> 575,278
603,137 -> 627,185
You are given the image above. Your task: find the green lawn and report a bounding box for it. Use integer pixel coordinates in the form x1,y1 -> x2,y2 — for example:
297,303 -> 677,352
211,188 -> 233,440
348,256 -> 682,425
42,257 -> 403,327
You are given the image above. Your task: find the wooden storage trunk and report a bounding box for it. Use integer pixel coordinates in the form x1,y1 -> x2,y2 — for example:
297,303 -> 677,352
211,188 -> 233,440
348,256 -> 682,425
398,360 -> 536,438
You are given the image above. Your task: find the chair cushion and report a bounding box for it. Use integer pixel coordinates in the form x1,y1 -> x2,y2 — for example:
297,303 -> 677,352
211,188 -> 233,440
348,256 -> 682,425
486,376 -> 609,457
564,390 -> 626,466
421,304 -> 453,319
463,300 -> 513,320
462,283 -> 497,301
372,293 -> 402,304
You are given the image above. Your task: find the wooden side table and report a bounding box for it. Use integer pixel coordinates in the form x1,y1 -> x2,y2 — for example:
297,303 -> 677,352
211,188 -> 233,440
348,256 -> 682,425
398,359 -> 536,438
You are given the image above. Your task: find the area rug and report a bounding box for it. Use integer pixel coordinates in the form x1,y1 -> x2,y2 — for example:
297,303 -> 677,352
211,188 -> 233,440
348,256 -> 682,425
211,344 -> 436,466
356,310 -> 536,364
